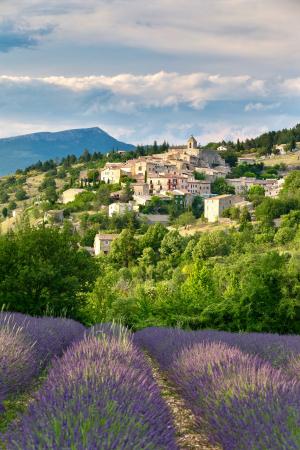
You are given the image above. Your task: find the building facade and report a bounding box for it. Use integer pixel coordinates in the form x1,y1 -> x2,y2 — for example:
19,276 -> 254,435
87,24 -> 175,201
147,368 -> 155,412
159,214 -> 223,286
94,233 -> 119,255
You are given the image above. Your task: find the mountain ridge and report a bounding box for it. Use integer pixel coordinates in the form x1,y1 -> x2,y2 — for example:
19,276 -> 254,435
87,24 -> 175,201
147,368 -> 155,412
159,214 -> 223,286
0,127 -> 135,175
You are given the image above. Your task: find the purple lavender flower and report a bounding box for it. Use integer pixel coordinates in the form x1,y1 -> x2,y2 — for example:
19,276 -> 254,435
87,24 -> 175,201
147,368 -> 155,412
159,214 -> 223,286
3,333 -> 177,449
0,312 -> 86,410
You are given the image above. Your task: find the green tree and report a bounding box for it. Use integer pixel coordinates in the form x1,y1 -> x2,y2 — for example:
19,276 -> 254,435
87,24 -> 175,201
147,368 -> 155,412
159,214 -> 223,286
8,201 -> 17,210
0,227 -> 97,318
247,185 -> 265,205
139,223 -> 167,252
191,196 -> 204,218
110,228 -> 139,267
212,178 -> 235,195
15,189 -> 27,201
0,191 -> 9,203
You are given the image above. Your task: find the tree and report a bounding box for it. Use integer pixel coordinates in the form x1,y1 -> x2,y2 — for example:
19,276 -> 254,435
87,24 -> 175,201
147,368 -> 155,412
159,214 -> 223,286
247,185 -> 265,205
110,229 -> 139,267
192,196 -> 204,218
44,186 -> 58,204
0,227 -> 97,318
255,198 -> 287,225
139,223 -> 167,252
281,171 -> 300,195
192,231 -> 231,260
8,201 -> 17,210
174,212 -> 196,227
15,189 -> 27,201
96,184 -> 111,206
0,191 -> 9,203
2,207 -> 8,218
289,138 -> 296,152
212,178 -> 235,195
160,230 -> 185,266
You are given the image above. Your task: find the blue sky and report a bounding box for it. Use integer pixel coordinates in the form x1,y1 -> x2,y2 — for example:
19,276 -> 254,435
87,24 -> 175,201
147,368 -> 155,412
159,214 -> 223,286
1,0 -> 300,145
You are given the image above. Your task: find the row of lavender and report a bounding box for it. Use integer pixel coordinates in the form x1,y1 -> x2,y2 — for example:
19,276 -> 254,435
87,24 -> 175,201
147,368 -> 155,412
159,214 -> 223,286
0,312 -> 86,412
134,327 -> 300,450
1,318 -> 177,449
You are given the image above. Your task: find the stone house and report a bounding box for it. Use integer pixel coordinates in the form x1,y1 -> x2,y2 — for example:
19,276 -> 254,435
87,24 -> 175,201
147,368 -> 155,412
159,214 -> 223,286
204,194 -> 243,222
108,201 -> 134,217
94,233 -> 119,255
187,180 -> 211,196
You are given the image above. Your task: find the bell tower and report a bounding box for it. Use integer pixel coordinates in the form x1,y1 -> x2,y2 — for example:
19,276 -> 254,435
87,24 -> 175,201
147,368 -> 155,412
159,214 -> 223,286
187,135 -> 197,149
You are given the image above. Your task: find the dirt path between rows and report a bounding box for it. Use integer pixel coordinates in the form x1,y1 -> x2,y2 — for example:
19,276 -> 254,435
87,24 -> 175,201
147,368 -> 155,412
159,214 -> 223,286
146,354 -> 221,450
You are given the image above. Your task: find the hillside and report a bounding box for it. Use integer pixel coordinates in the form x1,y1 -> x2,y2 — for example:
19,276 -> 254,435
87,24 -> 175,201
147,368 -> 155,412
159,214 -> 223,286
0,127 -> 135,176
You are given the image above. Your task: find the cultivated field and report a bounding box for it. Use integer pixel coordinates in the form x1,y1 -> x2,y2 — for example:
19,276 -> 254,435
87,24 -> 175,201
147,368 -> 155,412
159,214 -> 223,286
2,314 -> 300,449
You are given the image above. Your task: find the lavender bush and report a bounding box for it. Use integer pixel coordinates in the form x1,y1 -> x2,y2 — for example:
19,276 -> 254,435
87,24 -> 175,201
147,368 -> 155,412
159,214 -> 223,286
0,312 -> 86,410
3,331 -> 177,449
134,326 -> 300,369
173,342 -> 300,450
135,327 -> 300,449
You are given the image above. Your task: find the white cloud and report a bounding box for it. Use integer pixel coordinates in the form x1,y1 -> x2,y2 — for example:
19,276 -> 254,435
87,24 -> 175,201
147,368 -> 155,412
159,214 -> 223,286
244,102 -> 280,112
0,72 -> 272,112
3,0 -> 300,66
0,71 -> 298,144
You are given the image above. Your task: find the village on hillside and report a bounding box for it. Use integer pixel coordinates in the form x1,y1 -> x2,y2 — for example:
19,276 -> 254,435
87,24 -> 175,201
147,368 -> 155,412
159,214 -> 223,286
75,136 -> 296,255
0,134 -> 300,257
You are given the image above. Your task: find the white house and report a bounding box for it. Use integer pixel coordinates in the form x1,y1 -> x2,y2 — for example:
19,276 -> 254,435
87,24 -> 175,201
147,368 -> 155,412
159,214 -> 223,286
204,194 -> 243,222
217,145 -> 227,152
94,233 -> 119,255
108,201 -> 134,217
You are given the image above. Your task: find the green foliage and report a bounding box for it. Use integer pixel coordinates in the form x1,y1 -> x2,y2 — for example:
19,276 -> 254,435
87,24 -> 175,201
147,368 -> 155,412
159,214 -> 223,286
212,178 -> 235,195
0,191 -> 9,203
230,163 -> 266,179
0,226 -> 97,318
110,229 -> 139,267
64,191 -> 96,212
281,171 -> 300,194
174,212 -> 196,227
15,189 -> 27,201
194,171 -> 206,180
191,195 -> 204,218
255,197 -> 298,225
247,185 -> 265,205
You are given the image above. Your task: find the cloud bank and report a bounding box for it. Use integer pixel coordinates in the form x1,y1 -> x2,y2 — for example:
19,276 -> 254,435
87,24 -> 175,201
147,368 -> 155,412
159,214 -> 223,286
0,71 -> 299,144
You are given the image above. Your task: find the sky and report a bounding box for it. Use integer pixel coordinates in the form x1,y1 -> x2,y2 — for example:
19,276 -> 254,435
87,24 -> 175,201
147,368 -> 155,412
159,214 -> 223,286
1,0 -> 300,145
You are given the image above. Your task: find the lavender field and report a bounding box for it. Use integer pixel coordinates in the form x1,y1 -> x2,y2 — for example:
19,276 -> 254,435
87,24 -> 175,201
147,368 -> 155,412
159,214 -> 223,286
2,317 -> 300,449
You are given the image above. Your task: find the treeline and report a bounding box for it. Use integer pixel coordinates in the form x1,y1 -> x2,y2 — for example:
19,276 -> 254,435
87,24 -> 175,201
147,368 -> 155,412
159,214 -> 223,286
211,123 -> 300,153
17,141 -> 170,175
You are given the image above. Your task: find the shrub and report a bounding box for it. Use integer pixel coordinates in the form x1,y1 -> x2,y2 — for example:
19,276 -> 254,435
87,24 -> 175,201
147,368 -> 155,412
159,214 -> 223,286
0,313 -> 86,410
3,330 -> 177,449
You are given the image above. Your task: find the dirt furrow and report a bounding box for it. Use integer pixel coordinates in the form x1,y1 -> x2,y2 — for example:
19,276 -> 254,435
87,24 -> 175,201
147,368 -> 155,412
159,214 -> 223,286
146,354 -> 221,450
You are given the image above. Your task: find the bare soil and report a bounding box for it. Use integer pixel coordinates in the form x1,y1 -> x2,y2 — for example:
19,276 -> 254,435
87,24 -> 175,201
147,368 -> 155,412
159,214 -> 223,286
147,355 -> 221,450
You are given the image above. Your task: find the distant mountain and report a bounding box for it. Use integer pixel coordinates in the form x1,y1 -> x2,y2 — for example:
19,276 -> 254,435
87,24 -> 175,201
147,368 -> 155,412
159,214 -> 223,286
0,127 -> 135,175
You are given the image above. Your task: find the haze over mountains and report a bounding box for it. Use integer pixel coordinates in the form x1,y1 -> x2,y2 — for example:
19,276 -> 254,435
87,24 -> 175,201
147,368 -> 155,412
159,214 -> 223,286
0,127 -> 135,176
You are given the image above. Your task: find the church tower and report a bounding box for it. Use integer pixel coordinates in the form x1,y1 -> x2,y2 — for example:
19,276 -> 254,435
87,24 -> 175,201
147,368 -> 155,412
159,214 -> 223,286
187,135 -> 198,149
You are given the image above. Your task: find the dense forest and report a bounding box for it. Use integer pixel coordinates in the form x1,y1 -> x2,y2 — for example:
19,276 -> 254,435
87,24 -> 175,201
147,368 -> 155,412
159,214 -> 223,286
1,171 -> 300,334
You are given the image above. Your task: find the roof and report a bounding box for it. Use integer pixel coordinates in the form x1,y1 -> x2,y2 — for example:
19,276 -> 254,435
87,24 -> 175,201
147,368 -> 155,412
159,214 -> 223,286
95,234 -> 119,240
205,194 -> 234,201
